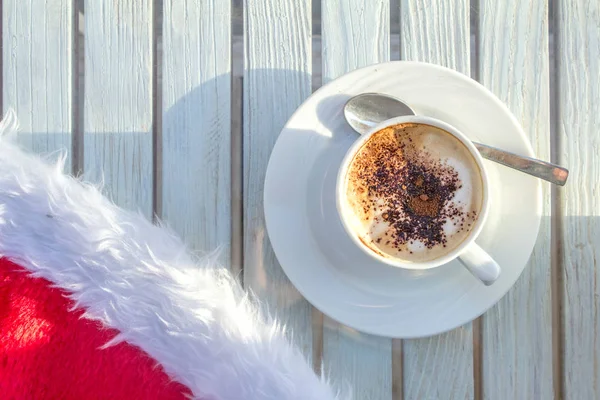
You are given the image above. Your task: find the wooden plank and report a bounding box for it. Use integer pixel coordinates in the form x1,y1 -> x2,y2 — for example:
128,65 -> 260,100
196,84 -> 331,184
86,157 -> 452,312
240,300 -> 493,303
161,1 -> 231,263
478,1 -> 553,398
84,0 -> 153,215
400,0 -> 469,71
557,0 -> 600,398
243,0 -> 313,356
322,0 -> 389,84
3,0 -> 72,169
320,0 -> 393,398
399,1 -> 474,398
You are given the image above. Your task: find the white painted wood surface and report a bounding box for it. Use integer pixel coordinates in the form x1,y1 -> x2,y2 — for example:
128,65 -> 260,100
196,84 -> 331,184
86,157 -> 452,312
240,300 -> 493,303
400,1 -> 474,398
400,0 -> 469,71
3,0 -> 72,170
161,1 -> 231,262
558,0 -> 600,398
321,1 -> 392,397
478,1 -> 554,398
322,0 -> 389,84
84,0 -> 153,216
243,0 -> 314,358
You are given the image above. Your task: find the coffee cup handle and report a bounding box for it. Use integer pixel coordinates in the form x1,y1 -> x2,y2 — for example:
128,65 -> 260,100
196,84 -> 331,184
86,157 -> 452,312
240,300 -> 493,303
458,243 -> 500,286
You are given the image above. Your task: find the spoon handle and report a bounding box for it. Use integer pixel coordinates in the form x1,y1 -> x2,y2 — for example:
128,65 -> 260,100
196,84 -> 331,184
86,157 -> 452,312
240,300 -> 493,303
473,142 -> 568,186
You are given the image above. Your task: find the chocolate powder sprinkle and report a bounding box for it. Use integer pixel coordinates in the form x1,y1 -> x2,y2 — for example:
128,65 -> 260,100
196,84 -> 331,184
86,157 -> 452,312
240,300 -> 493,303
349,126 -> 478,251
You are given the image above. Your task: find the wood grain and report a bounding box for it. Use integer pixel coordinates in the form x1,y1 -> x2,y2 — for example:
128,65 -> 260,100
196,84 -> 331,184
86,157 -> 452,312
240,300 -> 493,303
3,0 -> 72,169
161,0 -> 231,264
399,1 -> 474,398
557,0 -> 600,398
320,0 -> 393,398
322,0 -> 389,84
243,0 -> 313,358
400,0 -> 469,73
478,1 -> 553,398
403,327 -> 474,399
84,0 -> 153,216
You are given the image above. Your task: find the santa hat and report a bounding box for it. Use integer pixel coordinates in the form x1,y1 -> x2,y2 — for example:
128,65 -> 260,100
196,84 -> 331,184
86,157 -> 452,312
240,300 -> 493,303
0,110 -> 345,400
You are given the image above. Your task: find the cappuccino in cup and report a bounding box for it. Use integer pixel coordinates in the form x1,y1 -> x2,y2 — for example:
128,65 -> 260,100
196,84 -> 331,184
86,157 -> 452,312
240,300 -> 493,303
342,122 -> 484,263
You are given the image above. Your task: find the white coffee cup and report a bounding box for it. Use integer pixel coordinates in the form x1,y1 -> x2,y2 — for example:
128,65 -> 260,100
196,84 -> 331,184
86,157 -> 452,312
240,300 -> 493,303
336,115 -> 500,285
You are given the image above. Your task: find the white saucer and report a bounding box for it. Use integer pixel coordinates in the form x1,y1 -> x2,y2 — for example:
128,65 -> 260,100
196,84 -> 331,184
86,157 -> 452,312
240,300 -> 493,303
263,61 -> 541,338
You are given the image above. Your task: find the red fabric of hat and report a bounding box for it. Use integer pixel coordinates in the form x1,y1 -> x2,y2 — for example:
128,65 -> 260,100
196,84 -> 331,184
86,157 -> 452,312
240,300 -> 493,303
0,259 -> 190,399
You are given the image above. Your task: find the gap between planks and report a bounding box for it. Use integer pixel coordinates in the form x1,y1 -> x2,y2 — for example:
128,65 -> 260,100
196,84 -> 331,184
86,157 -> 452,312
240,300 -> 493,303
152,0 -> 163,222
549,0 -> 564,397
231,0 -> 244,283
472,318 -> 483,400
71,0 -> 84,176
392,1 -> 404,397
311,0 -> 325,376
231,74 -> 244,280
469,1 -> 483,398
392,339 -> 403,400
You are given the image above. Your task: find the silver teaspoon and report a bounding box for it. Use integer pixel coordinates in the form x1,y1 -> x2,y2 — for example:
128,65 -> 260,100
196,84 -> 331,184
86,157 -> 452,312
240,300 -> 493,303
344,93 -> 568,186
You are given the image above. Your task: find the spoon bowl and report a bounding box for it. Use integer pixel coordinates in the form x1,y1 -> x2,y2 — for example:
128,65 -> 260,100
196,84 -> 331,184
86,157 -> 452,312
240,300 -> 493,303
344,93 -> 416,134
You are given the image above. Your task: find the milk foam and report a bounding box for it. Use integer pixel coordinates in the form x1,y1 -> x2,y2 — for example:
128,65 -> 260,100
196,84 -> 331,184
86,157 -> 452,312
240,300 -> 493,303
344,123 -> 484,263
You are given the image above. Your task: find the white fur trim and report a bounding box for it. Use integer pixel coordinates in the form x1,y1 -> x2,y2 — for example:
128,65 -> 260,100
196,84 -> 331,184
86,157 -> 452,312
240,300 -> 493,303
0,110 -> 345,400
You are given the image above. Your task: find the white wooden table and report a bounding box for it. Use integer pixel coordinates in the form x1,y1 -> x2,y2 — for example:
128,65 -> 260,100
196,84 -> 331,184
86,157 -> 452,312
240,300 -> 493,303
3,1 -> 598,399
